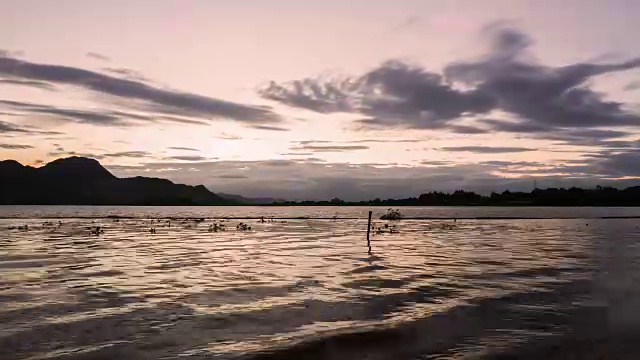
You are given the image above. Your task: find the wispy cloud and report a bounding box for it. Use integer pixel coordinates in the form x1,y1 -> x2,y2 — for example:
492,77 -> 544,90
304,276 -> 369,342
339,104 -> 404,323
168,147 -> 199,152
0,100 -> 211,127
0,143 -> 33,149
249,125 -> 290,131
0,78 -> 56,91
0,119 -> 62,135
0,55 -> 282,125
290,144 -> 370,153
164,155 -> 211,161
86,52 -> 111,62
440,146 -> 536,153
101,151 -> 152,158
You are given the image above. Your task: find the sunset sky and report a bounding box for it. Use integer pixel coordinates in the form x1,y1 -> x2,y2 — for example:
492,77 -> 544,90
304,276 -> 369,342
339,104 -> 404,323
2,0 -> 640,200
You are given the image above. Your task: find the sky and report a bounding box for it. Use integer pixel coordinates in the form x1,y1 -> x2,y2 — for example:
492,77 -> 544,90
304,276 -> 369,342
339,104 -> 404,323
1,0 -> 640,200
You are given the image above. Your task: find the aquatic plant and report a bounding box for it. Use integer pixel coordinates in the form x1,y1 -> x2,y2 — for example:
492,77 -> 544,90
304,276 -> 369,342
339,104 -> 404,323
236,222 -> 252,231
380,208 -> 403,220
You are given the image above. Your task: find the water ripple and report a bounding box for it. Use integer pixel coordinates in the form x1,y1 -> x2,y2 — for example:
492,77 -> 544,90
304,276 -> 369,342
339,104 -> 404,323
1,207 -> 640,359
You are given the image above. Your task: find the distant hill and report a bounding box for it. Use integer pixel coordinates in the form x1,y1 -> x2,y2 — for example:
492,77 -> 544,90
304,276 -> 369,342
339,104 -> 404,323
0,157 -> 235,205
217,192 -> 284,205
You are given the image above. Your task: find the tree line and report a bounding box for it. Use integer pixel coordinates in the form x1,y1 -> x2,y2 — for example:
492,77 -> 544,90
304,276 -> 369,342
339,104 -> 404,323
270,186 -> 640,206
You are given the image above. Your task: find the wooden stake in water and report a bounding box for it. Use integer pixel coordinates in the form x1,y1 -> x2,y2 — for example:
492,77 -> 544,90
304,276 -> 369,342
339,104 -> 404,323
366,210 -> 372,254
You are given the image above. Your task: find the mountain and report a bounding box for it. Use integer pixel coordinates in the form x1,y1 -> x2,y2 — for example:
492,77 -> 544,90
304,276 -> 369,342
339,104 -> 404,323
0,157 -> 234,205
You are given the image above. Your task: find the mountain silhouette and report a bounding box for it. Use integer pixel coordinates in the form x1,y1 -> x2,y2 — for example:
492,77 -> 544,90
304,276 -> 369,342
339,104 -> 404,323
0,157 -> 234,205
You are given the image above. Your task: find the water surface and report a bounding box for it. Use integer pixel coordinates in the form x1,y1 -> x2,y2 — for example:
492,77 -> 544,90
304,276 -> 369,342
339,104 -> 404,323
1,206 -> 640,359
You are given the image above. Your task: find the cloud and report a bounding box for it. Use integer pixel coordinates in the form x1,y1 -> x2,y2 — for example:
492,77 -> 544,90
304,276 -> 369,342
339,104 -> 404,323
289,144 -> 369,153
260,25 -> 640,137
0,143 -> 33,149
86,52 -> 111,62
0,78 -> 56,90
420,160 -> 454,166
249,125 -> 289,131
164,155 -> 210,161
625,80 -> 640,91
0,119 -> 62,135
0,99 -> 211,127
439,146 -> 536,153
585,151 -> 640,177
0,100 -> 125,125
168,147 -> 199,152
103,67 -> 149,82
0,120 -> 31,134
445,25 -> 640,130
101,151 -> 152,158
215,133 -> 242,140
347,138 -> 425,144
260,60 -> 495,131
0,55 -> 282,124
106,158 -> 638,201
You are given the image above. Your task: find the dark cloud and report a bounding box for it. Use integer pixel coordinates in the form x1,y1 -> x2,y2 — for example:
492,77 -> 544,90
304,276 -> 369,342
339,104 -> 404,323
85,52 -> 111,62
260,60 -> 495,130
420,160 -> 454,166
480,160 -> 545,167
297,140 -> 332,145
586,151 -> 640,177
0,120 -> 31,134
249,125 -> 289,131
260,25 -> 640,138
290,144 -> 369,153
103,67 -> 149,82
168,147 -> 199,152
0,55 -> 281,124
0,100 -> 126,126
440,146 -> 536,153
0,143 -> 33,149
446,26 -> 640,130
0,99 -> 210,127
102,151 -> 152,158
0,119 -> 62,135
164,155 -> 210,161
156,115 -> 210,126
0,78 -> 56,90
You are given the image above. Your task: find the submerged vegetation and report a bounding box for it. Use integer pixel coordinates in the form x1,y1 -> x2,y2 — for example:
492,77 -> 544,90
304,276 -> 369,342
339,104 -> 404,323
380,209 -> 403,220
